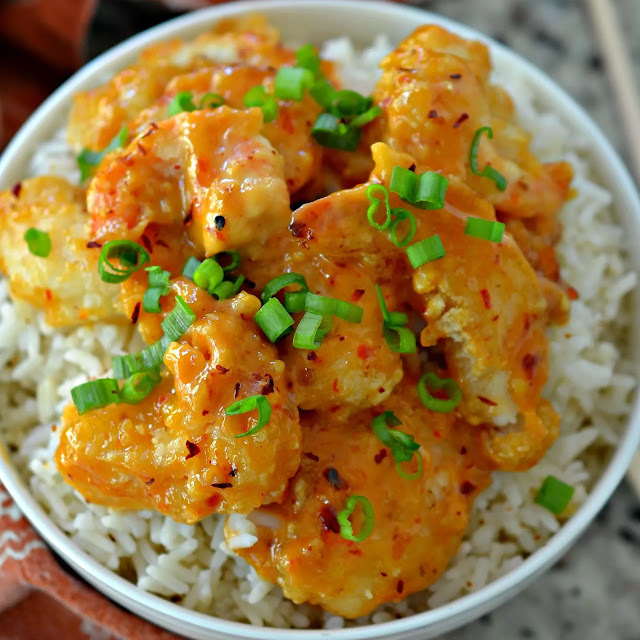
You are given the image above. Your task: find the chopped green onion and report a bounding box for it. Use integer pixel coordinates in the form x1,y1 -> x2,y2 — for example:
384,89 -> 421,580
168,91 -> 197,116
293,312 -> 333,349
311,113 -> 361,152
119,370 -> 161,404
213,250 -> 242,273
295,44 -> 321,76
112,335 -> 170,379
182,256 -> 201,280
199,92 -> 225,109
371,411 -> 419,450
383,325 -> 417,353
71,379 -> 120,415
417,372 -> 462,413
336,495 -> 375,542
469,126 -> 508,191
366,184 -> 393,230
211,280 -> 235,300
274,66 -> 314,101
77,126 -> 128,181
350,105 -> 383,128
406,235 -> 445,269
226,394 -> 272,438
535,476 -> 575,514
464,217 -> 505,243
193,258 -> 224,294
389,208 -> 416,247
243,85 -> 278,123
98,240 -> 150,284
283,290 -> 307,313
396,454 -> 423,480
389,166 -> 448,210
143,266 -> 171,313
254,297 -> 295,342
309,79 -> 336,109
161,295 -> 196,342
261,273 -> 309,303
24,228 -> 51,258
228,274 -> 246,296
290,292 -> 363,323
330,90 -> 372,118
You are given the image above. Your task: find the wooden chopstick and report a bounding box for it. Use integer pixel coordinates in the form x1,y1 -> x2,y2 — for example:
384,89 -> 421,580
586,0 -> 640,495
586,0 -> 640,183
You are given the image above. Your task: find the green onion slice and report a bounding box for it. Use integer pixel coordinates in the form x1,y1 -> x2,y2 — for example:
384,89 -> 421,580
261,273 -> 309,303
142,287 -> 164,314
161,295 -> 196,342
330,90 -> 372,118
390,166 -> 448,210
254,297 -> 295,343
146,266 -> 170,290
293,312 -> 333,349
182,256 -> 201,280
168,91 -> 197,116
371,411 -> 420,453
199,92 -> 225,109
226,394 -> 272,438
286,292 -> 363,323
311,113 -> 361,152
389,208 -> 416,247
98,240 -> 150,284
350,105 -> 383,128
274,66 -> 314,101
71,379 -> 120,415
336,495 -> 375,542
193,258 -> 224,294
112,335 -> 170,379
417,372 -> 462,413
283,290 -> 307,313
243,85 -> 278,123
464,217 -> 505,243
366,184 -> 393,230
119,369 -> 161,404
383,325 -> 417,353
295,44 -> 321,76
214,250 -> 242,273
143,266 -> 171,313
77,126 -> 128,182
24,228 -> 51,258
534,476 -> 575,514
406,235 -> 445,269
211,280 -> 235,301
309,79 -> 336,109
396,454 -> 423,480
469,126 -> 508,191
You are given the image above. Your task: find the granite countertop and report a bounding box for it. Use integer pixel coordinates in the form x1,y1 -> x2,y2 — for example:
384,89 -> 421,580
409,1 -> 640,639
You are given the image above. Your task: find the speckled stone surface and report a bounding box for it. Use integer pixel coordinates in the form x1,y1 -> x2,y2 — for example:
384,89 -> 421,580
407,2 -> 640,639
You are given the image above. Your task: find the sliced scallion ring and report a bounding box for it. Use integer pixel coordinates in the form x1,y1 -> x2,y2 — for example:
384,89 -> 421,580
295,43 -> 321,76
199,92 -> 225,109
193,258 -> 224,294
98,240 -> 150,284
534,475 -> 575,514
119,369 -> 162,404
77,126 -> 128,182
336,495 -> 375,542
274,66 -> 314,101
226,394 -> 272,438
405,235 -> 446,269
24,228 -> 51,258
261,272 -> 309,303
417,371 -> 462,413
161,295 -> 196,342
254,297 -> 295,343
469,126 -> 508,191
464,217 -> 505,243
293,312 -> 333,349
311,113 -> 361,152
71,379 -> 121,415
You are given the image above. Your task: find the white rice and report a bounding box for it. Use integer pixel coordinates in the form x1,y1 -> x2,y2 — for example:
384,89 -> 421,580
0,34 -> 636,630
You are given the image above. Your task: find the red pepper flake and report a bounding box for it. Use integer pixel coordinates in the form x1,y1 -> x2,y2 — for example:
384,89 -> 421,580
492,315 -> 499,322
140,234 -> 152,253
567,286 -> 579,300
183,209 -> 193,225
351,289 -> 365,302
522,353 -> 538,380
338,336 -> 345,342
428,110 -> 438,118
304,451 -> 320,462
524,314 -> 531,331
215,365 -> 229,374
212,482 -> 233,489
460,446 -> 468,455
396,579 -> 404,594
323,467 -> 347,490
261,374 -> 274,396
357,344 -> 373,360
206,494 -> 222,508
319,505 -> 340,533
378,387 -> 385,394
460,481 -> 476,495
229,463 -> 237,477
329,405 -> 340,414
480,289 -> 491,310
286,380 -> 294,390
374,448 -> 388,464
11,182 -> 22,198
433,430 -> 442,439
477,395 -> 497,406
185,441 -> 200,459
86,241 -> 102,249
332,378 -> 340,393
145,478 -> 155,485
450,73 -> 462,79
141,122 -> 158,138
381,572 -> 388,577
288,220 -> 308,238
131,301 -> 141,325
234,382 -> 241,398
202,409 -> 209,416
156,239 -> 169,249
45,289 -> 52,302
453,112 -> 469,128
307,351 -> 318,362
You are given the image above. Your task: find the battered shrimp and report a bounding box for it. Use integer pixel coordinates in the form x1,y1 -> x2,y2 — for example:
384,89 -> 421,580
0,177 -> 121,327
56,292 -> 301,524
87,106 -> 291,257
228,386 -> 491,618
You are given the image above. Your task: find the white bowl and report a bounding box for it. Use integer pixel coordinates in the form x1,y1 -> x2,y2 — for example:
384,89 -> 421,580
1,1 -> 639,639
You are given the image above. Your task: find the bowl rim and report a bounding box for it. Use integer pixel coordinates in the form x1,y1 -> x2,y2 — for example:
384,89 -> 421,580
1,1 -> 640,638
